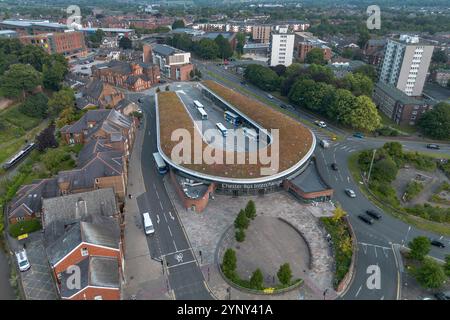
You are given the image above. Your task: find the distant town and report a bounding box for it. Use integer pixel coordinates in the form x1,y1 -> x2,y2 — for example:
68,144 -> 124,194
0,0 -> 449,305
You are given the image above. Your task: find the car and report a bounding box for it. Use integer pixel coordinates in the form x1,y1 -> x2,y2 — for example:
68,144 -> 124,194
267,94 -> 274,99
430,239 -> 445,248
331,163 -> 338,171
345,189 -> 356,198
353,132 -> 364,138
434,291 -> 450,300
142,212 -> 154,235
240,81 -> 247,85
159,79 -> 167,84
426,144 -> 440,150
280,104 -> 287,109
15,249 -> 31,272
315,120 -> 327,128
365,209 -> 382,220
81,66 -> 88,70
358,214 -> 374,225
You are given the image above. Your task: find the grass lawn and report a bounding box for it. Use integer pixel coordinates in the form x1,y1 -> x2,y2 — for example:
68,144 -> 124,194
348,153 -> 450,236
379,113 -> 417,135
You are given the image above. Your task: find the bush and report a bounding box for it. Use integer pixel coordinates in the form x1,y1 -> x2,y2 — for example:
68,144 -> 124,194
404,181 -> 424,201
406,204 -> 450,223
245,200 -> 256,220
235,228 -> 246,242
249,269 -> 264,290
222,248 -> 237,280
414,258 -> 447,289
444,255 -> 450,277
376,126 -> 399,137
408,236 -> 431,261
277,263 -> 293,286
234,209 -> 250,229
9,219 -> 42,237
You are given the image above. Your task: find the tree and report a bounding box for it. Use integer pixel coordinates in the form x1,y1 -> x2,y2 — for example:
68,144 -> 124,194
88,29 -> 105,47
194,38 -> 220,60
0,63 -> 42,100
43,60 -> 67,91
415,258 -> 447,289
236,32 -> 245,55
214,35 -> 233,59
271,64 -> 287,77
19,92 -> 48,118
432,49 -> 448,64
288,79 -> 334,113
277,263 -> 293,286
418,102 -> 450,140
249,269 -> 264,290
172,20 -> 185,30
305,48 -> 326,65
243,64 -> 280,91
409,236 -> 431,261
235,229 -> 246,242
222,248 -> 237,280
372,157 -> 398,183
48,88 -> 75,118
332,206 -> 347,222
156,87 -> 161,93
354,65 -> 377,82
245,200 -> 256,220
165,85 -> 170,91
340,73 -> 373,97
444,255 -> 450,277
119,36 -> 132,50
348,95 -> 381,132
234,209 -> 250,230
327,88 -> 355,123
36,124 -> 58,151
357,29 -> 370,48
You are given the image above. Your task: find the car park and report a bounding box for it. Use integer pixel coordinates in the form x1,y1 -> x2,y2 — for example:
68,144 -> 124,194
358,214 -> 374,225
430,239 -> 445,248
331,163 -> 338,171
15,249 -> 31,272
345,189 -> 356,198
426,144 -> 440,150
365,209 -> 382,220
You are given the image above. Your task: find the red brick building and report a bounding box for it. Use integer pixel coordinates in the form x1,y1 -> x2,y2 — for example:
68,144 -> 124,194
296,42 -> 332,62
19,31 -> 87,58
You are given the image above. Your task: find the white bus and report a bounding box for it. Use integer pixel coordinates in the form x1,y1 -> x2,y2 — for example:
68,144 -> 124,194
153,152 -> 168,174
224,110 -> 239,126
243,127 -> 258,140
197,108 -> 208,120
216,122 -> 228,137
193,100 -> 204,109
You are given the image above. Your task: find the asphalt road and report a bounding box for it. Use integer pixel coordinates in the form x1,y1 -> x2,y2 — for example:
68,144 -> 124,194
196,60 -> 450,300
130,93 -> 212,300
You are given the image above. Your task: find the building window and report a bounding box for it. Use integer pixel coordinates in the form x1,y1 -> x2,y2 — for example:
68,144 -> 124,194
81,247 -> 88,256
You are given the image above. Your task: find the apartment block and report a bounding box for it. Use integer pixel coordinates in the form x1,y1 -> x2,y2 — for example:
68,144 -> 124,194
18,31 -> 87,58
269,27 -> 295,67
252,25 -> 272,44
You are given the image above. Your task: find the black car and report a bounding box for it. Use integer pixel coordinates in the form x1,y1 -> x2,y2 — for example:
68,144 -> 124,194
331,163 -> 338,171
358,215 -> 374,225
434,292 -> 450,300
280,104 -> 287,109
426,144 -> 440,150
430,239 -> 445,248
365,210 -> 382,220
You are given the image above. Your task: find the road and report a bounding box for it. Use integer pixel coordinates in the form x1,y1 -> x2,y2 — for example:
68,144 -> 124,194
130,92 -> 212,300
196,60 -> 450,300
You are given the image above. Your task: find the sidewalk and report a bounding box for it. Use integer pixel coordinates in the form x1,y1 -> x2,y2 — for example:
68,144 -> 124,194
121,121 -> 171,300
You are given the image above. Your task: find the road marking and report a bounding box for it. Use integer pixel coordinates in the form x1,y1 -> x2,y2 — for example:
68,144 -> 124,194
355,285 -> 362,297
169,211 -> 175,220
173,240 -> 178,251
162,248 -> 192,257
374,246 -> 378,258
156,214 -> 160,224
155,190 -> 160,199
380,296 -> 384,300
347,176 -> 350,183
362,244 -> 368,254
159,201 -> 163,210
358,242 -> 392,250
168,225 -> 173,237
163,212 -> 168,223
167,260 -> 196,269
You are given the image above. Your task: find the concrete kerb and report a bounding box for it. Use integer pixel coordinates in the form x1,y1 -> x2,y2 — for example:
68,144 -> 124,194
214,222 -> 304,296
161,175 -> 219,300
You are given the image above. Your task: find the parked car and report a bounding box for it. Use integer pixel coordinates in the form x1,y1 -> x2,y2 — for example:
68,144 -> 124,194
430,239 -> 445,248
358,214 -> 374,225
353,132 -> 364,138
434,291 -> 450,300
15,249 -> 31,272
426,144 -> 440,150
365,210 -> 382,220
280,104 -> 287,109
331,163 -> 338,171
267,94 -> 274,99
345,189 -> 356,198
315,120 -> 327,128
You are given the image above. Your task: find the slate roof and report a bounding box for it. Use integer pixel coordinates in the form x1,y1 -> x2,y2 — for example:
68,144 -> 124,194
152,43 -> 177,56
60,109 -> 110,135
77,138 -> 114,167
59,256 -> 120,299
7,179 -> 59,219
115,99 -> 137,112
82,79 -> 110,100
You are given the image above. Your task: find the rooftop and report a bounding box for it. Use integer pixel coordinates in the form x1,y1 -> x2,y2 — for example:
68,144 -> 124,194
375,81 -> 430,105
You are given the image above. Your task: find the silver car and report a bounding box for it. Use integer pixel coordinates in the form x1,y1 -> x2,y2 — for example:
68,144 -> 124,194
345,189 -> 356,198
16,249 -> 31,272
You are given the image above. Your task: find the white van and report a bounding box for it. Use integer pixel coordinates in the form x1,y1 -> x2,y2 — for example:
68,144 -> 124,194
15,249 -> 31,272
142,212 -> 155,235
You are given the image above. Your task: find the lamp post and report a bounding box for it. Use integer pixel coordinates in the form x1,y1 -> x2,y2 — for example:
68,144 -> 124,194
367,149 -> 377,184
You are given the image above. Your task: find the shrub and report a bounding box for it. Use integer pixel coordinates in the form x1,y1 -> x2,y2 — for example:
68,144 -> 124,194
404,181 -> 424,201
409,236 -> 431,261
249,269 -> 264,290
234,209 -> 250,230
414,258 -> 447,289
245,200 -> 256,220
9,219 -> 42,238
444,255 -> 450,277
235,228 -> 246,242
277,263 -> 293,286
222,248 -> 237,280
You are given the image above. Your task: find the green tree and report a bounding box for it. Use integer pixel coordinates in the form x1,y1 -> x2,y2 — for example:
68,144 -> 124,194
372,157 -> 398,183
235,228 -> 246,242
234,209 -> 250,229
277,263 -> 293,286
357,29 -> 370,48
194,38 -> 220,60
249,269 -> 264,290
340,73 -> 373,97
172,20 -> 185,30
332,206 -> 347,222
48,88 -> 75,118
432,49 -> 448,64
0,63 -> 42,100
43,60 -> 67,91
19,92 -> 48,118
288,79 -> 334,113
327,88 -> 355,123
222,248 -> 237,280
382,142 -> 403,160
354,65 -> 377,82
409,236 -> 431,261
245,200 -> 256,220
214,35 -> 233,59
88,29 -> 105,47
415,258 -> 447,289
119,36 -> 132,50
418,102 -> 450,140
348,95 -> 381,132
236,32 -> 245,55
305,48 -> 326,65
444,255 -> 450,277
244,64 -> 280,91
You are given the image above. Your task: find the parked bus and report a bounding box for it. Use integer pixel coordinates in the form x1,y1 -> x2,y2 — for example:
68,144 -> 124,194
2,143 -> 36,170
193,100 -> 204,109
216,123 -> 228,137
153,152 -> 168,174
197,108 -> 208,120
224,111 -> 239,126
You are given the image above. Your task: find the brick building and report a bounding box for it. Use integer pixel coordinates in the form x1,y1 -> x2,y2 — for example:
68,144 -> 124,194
18,31 -> 87,58
76,79 -> 125,110
252,25 -> 272,44
145,43 -> 194,81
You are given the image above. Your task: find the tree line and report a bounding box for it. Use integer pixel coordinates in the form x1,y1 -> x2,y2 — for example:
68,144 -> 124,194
166,33 -> 235,60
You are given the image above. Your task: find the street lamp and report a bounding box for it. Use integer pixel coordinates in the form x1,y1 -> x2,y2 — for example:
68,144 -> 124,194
404,226 -> 412,246
367,149 -> 377,184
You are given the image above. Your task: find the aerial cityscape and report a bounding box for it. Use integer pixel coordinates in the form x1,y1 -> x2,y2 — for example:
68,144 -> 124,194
0,0 -> 449,308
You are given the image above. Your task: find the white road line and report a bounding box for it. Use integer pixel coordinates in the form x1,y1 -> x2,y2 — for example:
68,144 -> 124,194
163,212 -> 168,223
347,176 -> 350,183
173,240 -> 178,251
374,246 -> 378,258
169,211 -> 175,220
162,248 -> 193,257
358,242 -> 392,250
155,190 -> 160,199
159,201 -> 163,210
167,260 -> 197,269
168,225 -> 173,237
355,285 -> 362,297
156,214 -> 160,224
380,296 -> 384,300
